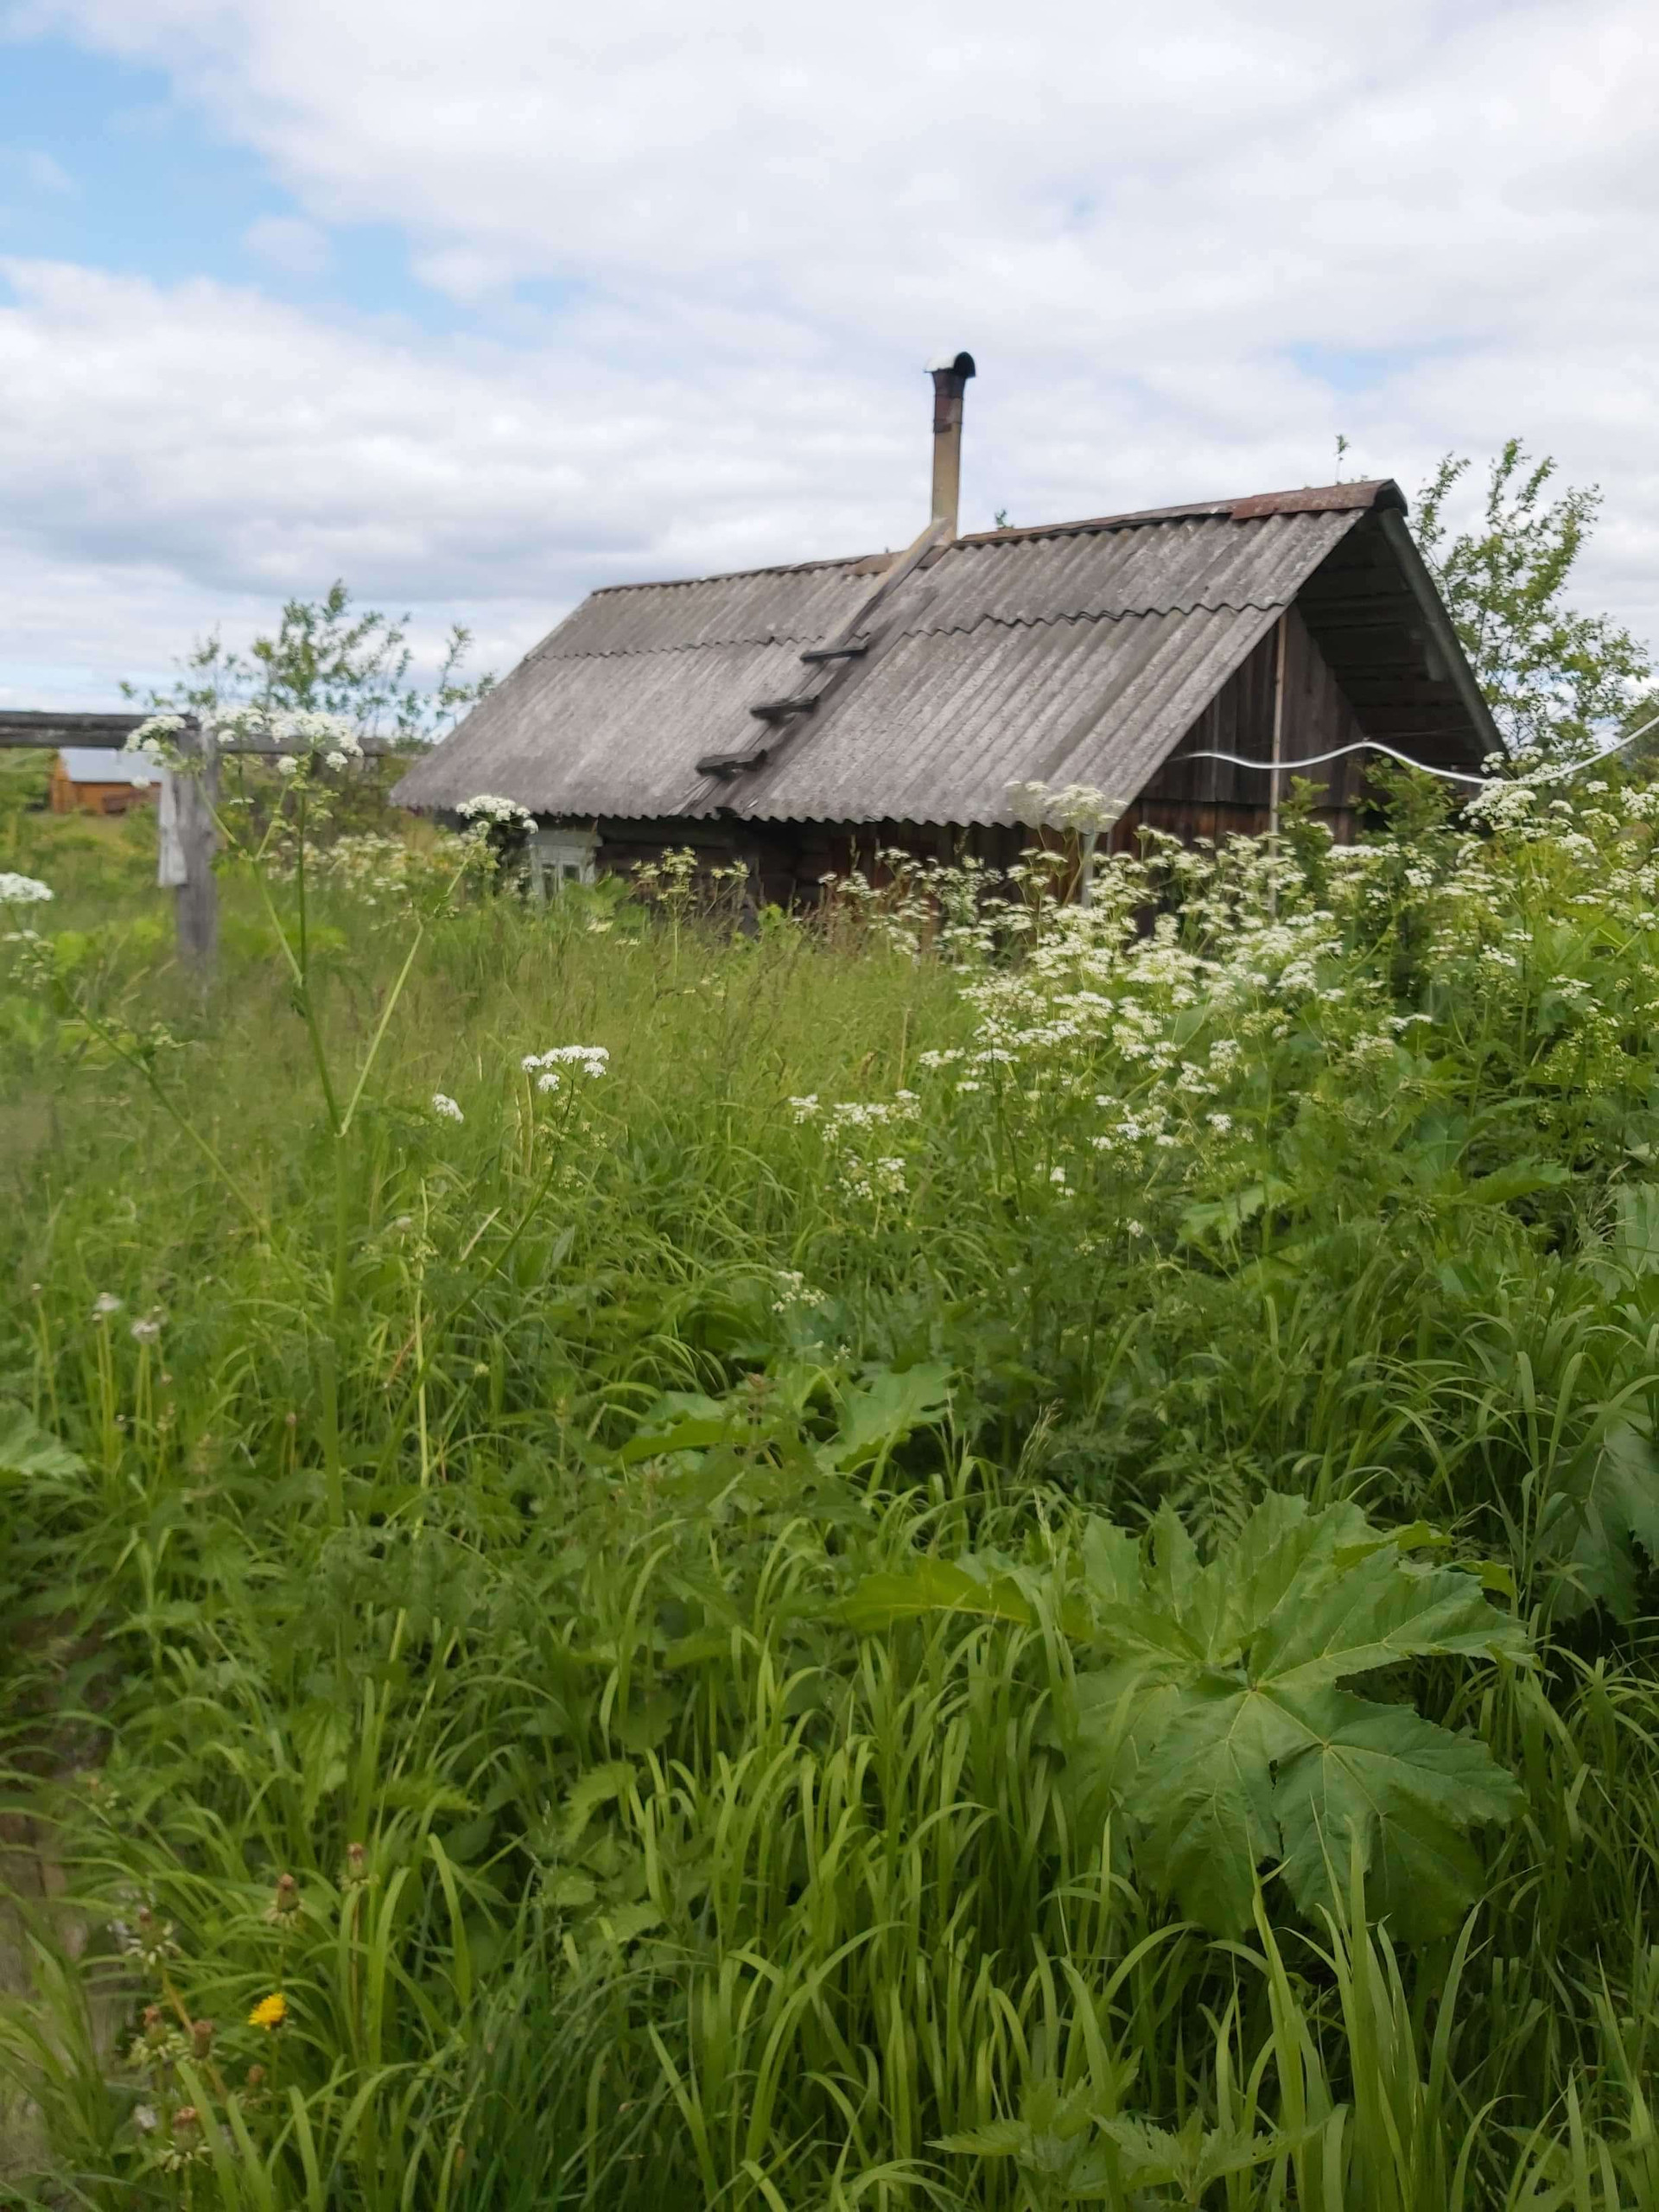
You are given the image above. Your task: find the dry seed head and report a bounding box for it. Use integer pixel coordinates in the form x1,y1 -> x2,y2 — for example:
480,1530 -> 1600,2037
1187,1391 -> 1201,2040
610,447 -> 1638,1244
265,1872 -> 301,1924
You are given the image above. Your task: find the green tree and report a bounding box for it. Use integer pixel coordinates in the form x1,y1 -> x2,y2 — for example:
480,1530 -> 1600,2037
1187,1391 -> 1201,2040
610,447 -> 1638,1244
1415,439 -> 1653,758
123,580 -> 493,747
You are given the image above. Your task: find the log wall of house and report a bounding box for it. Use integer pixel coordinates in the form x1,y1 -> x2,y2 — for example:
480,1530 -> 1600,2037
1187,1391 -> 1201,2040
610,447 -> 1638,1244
48,766 -> 158,817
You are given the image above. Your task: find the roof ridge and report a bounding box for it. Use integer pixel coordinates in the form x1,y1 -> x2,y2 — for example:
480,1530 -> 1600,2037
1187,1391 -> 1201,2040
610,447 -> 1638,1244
566,480 -> 1402,601
951,479 -> 1404,547
531,632 -> 830,663
586,551 -> 878,596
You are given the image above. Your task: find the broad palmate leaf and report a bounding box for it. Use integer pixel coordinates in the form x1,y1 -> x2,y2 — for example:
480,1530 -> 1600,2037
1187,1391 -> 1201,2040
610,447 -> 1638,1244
0,1403 -> 83,1485
1551,1416 -> 1659,1624
1070,1493 -> 1529,1937
842,1490 -> 1529,1939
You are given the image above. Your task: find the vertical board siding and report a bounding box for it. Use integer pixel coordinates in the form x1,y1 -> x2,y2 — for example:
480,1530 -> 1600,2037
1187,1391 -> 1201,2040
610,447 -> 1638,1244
1117,606 -> 1364,848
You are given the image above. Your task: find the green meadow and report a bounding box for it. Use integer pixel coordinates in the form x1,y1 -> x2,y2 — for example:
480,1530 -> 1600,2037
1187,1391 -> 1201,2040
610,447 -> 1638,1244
7,754 -> 1659,2208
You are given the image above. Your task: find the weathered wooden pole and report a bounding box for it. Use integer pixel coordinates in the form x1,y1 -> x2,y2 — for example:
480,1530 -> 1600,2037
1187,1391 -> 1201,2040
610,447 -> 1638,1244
173,721 -> 219,973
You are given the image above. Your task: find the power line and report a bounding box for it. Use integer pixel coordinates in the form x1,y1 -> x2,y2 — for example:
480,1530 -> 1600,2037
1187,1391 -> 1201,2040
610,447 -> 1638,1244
1179,710 -> 1659,791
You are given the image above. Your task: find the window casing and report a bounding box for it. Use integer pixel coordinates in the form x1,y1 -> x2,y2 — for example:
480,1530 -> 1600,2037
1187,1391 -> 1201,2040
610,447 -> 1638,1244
530,828 -> 598,897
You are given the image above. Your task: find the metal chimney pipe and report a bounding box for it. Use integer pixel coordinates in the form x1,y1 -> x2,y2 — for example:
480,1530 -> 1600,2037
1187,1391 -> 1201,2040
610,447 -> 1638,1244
926,350 -> 976,538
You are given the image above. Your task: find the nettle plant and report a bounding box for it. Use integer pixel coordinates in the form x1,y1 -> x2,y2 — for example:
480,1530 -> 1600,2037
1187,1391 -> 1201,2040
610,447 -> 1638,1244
843,1490 -> 1529,1939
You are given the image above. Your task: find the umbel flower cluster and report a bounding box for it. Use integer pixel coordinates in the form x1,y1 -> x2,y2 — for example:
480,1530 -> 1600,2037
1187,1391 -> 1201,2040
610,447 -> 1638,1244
454,792 -> 538,887
458,793 -> 537,830
521,1045 -> 610,1094
0,873 -> 53,906
783,763 -> 1659,1224
276,830 -> 476,912
126,708 -> 367,775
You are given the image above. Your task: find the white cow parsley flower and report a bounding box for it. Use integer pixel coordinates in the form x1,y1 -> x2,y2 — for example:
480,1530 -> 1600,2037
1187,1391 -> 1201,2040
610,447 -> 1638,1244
522,1046 -> 608,1080
0,874 -> 53,905
460,794 -> 536,829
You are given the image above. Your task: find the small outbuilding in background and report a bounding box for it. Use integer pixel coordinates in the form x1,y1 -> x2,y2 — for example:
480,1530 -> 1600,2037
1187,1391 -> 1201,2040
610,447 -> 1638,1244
49,747 -> 161,817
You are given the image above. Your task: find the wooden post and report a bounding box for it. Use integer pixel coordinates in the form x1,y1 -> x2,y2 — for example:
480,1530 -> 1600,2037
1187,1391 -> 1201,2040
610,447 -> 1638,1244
0,712 -> 390,984
174,722 -> 219,974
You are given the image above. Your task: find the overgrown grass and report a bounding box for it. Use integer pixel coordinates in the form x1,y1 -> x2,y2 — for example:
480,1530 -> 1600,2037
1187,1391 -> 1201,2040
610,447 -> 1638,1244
7,766 -> 1659,2205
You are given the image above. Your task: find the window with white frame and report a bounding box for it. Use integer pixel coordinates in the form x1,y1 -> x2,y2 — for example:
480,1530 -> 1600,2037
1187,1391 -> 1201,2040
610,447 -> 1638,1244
531,828 -> 598,892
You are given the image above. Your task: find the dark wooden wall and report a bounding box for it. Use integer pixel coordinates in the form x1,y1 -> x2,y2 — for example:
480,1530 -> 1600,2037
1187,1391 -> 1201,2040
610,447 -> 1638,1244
1112,605 -> 1365,851
590,815 -> 1026,912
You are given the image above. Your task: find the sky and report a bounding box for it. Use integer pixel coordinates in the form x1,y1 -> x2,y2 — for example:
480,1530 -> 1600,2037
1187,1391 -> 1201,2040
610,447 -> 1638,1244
0,0 -> 1655,709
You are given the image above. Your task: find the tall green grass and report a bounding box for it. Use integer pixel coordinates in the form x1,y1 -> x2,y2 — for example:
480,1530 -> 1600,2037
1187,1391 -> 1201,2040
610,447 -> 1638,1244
6,771 -> 1659,2204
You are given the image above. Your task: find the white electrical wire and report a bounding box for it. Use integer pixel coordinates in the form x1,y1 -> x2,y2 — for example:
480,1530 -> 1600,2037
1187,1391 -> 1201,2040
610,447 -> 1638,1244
1178,707 -> 1659,791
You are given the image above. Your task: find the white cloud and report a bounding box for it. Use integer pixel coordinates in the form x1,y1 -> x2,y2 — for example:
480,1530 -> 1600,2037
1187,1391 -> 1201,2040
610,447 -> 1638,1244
243,213 -> 330,274
3,0 -> 1659,703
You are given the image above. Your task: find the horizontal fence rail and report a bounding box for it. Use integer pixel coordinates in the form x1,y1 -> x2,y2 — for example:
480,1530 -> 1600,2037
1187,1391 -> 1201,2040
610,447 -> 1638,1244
3,710 -> 407,972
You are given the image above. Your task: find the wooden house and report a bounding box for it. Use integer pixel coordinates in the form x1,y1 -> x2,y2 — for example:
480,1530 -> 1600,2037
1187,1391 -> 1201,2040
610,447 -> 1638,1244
50,747 -> 160,817
394,354 -> 1497,902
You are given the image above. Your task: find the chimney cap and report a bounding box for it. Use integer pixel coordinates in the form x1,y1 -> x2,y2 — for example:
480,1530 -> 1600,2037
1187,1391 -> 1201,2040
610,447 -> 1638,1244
925,350 -> 976,378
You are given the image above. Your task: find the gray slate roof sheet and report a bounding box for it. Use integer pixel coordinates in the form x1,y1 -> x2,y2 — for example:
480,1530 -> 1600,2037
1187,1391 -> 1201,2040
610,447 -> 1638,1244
59,747 -> 159,785
393,481 -> 1435,827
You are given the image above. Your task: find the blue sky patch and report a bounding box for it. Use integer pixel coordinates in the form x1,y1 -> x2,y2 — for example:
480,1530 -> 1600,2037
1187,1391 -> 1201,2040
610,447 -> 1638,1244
0,31 -> 474,331
1286,341 -> 1428,397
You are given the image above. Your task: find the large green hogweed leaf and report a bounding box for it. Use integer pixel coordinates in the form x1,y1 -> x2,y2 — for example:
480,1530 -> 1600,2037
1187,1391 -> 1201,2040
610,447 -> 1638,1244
843,1491 -> 1529,1939
1072,1494 -> 1529,1937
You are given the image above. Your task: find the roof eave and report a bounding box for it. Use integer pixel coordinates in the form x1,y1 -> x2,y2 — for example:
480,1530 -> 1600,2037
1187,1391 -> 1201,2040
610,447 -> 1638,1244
1375,507 -> 1503,761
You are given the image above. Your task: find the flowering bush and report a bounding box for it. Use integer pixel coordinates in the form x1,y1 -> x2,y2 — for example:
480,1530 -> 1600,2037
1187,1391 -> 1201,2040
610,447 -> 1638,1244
270,827 -> 477,913
783,766 -> 1659,1236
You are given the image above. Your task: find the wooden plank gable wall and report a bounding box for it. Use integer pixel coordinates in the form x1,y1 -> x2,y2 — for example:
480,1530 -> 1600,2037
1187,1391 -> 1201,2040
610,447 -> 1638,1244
1119,606 -> 1363,849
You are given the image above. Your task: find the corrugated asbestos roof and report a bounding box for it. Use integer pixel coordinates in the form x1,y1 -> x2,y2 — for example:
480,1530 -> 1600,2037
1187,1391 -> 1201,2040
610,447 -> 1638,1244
59,747 -> 158,785
393,479 -> 1475,827
540,558 -> 880,658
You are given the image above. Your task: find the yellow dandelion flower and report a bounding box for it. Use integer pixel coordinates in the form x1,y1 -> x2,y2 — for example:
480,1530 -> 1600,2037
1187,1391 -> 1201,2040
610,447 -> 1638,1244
248,1992 -> 288,2031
